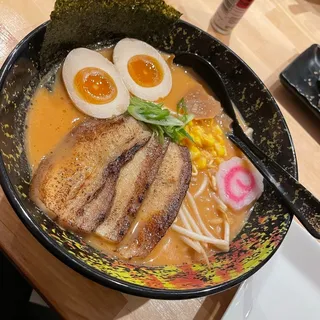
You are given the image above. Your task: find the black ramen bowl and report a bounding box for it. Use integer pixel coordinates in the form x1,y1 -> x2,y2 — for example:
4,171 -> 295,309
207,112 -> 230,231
0,21 -> 296,299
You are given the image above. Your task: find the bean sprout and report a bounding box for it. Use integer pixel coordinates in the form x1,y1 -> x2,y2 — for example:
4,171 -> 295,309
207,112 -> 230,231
181,204 -> 208,248
194,175 -> 208,198
211,192 -> 228,213
180,236 -> 202,254
211,175 -> 217,191
187,192 -> 214,238
224,220 -> 230,242
172,224 -> 229,251
199,246 -> 210,266
178,207 -> 209,261
181,204 -> 202,235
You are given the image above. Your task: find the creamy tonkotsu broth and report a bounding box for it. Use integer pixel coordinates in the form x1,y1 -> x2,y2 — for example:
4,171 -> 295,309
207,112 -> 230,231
26,46 -> 260,266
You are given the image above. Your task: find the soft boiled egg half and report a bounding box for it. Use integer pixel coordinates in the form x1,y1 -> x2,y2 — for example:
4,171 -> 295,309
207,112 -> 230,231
113,38 -> 172,101
62,48 -> 130,119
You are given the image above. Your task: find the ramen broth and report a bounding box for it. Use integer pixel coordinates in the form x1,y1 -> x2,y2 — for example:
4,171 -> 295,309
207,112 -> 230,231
26,47 -> 250,266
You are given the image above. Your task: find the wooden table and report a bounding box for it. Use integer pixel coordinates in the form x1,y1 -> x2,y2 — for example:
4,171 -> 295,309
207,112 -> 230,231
0,0 -> 319,319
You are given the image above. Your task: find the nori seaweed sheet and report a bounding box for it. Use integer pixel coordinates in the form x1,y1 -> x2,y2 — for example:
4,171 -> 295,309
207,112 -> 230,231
40,0 -> 181,68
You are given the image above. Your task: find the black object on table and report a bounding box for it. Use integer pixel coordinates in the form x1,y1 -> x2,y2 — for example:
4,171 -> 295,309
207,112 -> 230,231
280,44 -> 320,120
0,251 -> 61,320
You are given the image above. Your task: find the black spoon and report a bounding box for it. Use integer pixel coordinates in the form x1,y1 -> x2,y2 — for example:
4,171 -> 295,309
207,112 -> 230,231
174,52 -> 320,239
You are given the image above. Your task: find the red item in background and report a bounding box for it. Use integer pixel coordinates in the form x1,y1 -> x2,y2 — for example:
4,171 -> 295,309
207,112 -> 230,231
211,0 -> 255,34
237,0 -> 254,9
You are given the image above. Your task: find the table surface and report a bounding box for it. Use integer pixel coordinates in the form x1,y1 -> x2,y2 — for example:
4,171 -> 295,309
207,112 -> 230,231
0,0 -> 319,319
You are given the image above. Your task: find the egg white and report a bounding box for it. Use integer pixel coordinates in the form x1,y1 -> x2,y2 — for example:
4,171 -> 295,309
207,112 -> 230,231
113,38 -> 172,101
62,48 -> 130,119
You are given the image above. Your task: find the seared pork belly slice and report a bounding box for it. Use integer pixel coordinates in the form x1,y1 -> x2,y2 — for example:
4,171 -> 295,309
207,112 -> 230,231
96,136 -> 169,243
117,142 -> 192,259
30,115 -> 151,233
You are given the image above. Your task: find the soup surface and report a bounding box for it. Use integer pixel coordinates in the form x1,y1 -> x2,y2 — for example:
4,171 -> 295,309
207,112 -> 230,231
26,47 -> 254,266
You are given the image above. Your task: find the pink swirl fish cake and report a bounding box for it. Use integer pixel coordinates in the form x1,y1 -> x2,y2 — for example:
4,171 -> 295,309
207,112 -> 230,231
216,157 -> 264,211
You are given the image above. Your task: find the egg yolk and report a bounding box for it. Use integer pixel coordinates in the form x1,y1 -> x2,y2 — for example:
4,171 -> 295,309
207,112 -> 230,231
127,55 -> 163,87
74,67 -> 117,104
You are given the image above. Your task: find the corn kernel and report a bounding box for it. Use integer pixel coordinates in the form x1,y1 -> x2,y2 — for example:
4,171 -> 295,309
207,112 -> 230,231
196,157 -> 207,169
215,143 -> 226,157
185,122 -> 192,130
188,133 -> 200,146
216,136 -> 224,143
202,134 -> 215,147
193,126 -> 204,135
194,136 -> 202,146
190,145 -> 201,159
184,119 -> 227,171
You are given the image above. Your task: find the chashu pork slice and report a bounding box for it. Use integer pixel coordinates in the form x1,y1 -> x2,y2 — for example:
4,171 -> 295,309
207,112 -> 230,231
30,115 -> 151,233
117,142 -> 192,259
96,136 -> 169,243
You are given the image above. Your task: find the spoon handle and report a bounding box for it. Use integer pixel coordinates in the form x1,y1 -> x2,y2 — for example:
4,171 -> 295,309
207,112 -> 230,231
229,133 -> 320,239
